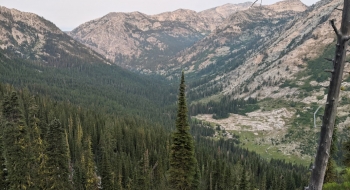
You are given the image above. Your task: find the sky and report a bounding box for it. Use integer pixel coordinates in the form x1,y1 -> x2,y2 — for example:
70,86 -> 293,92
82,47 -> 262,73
0,0 -> 320,31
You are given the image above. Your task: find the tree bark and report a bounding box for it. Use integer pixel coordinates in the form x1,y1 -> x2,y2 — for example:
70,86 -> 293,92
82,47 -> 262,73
307,1 -> 350,189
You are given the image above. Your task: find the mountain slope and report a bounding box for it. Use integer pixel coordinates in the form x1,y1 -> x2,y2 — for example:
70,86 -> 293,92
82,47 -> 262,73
0,6 -> 177,124
0,4 -> 311,190
0,6 -> 108,66
199,2 -> 252,27
165,0 -> 307,87
69,11 -> 204,72
68,3 -> 251,72
180,0 -> 338,100
185,0 -> 350,161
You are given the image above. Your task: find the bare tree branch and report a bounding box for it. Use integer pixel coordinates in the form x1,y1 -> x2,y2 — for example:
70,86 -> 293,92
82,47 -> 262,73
330,19 -> 339,36
324,57 -> 335,67
314,105 -> 323,128
250,0 -> 258,8
324,69 -> 334,73
343,35 -> 350,41
324,58 -> 333,62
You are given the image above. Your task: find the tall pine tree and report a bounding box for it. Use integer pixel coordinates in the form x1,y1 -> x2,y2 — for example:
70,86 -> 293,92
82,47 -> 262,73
239,166 -> 248,190
46,119 -> 71,189
22,91 -> 48,189
2,92 -> 32,189
100,147 -> 114,190
169,72 -> 197,190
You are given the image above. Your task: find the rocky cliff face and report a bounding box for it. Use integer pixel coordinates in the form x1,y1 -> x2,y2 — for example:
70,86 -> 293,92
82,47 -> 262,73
173,0 -> 339,102
163,0 -> 308,79
68,3 -> 251,71
199,2 -> 252,27
185,0 -> 349,159
152,2 -> 252,32
268,0 -> 308,12
68,11 -> 203,71
0,6 -> 107,66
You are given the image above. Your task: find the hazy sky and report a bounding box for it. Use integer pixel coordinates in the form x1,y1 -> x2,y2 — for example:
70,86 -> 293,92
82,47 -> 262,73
1,0 -> 320,31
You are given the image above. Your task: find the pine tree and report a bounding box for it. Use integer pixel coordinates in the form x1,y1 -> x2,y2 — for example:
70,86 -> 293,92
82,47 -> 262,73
192,161 -> 200,190
169,72 -> 197,190
0,106 -> 7,189
260,173 -> 266,190
271,175 -> 279,190
101,147 -> 114,190
83,136 -> 98,190
2,92 -> 31,189
225,167 -> 234,190
117,172 -> 123,190
279,176 -> 286,190
136,149 -> 150,189
287,174 -> 296,190
46,119 -> 71,189
239,166 -> 248,190
22,92 -> 48,189
0,129 -> 7,189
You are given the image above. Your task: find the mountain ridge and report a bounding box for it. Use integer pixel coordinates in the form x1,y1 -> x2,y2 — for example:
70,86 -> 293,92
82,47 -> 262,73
67,2 -> 253,71
0,5 -> 109,66
185,0 -> 348,160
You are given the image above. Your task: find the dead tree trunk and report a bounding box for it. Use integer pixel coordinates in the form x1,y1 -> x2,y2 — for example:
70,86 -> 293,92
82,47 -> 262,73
307,1 -> 350,189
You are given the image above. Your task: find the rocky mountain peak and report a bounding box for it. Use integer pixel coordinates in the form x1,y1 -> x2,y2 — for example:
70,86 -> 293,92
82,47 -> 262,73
267,0 -> 307,12
199,2 -> 251,19
69,0 -> 309,71
102,11 -> 147,21
0,5 -> 108,65
152,9 -> 198,22
68,2 -> 254,70
0,6 -> 60,34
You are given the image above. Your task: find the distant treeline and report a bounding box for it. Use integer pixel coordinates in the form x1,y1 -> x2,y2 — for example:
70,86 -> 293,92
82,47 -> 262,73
190,97 -> 259,119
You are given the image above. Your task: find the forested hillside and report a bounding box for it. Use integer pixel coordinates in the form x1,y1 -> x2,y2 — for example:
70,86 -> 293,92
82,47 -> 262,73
1,1 -> 344,189
0,41 -> 310,189
0,83 -> 309,189
0,5 -> 180,126
0,48 -> 178,125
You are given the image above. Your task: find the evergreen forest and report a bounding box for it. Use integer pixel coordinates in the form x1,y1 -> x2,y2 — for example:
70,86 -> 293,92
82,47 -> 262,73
0,76 -> 310,189
0,26 -> 339,190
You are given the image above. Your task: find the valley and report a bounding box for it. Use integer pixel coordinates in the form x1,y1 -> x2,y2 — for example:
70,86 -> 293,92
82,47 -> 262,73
0,0 -> 349,189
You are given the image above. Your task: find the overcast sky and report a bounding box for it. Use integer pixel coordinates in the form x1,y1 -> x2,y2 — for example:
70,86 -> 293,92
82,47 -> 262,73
1,0 -> 320,31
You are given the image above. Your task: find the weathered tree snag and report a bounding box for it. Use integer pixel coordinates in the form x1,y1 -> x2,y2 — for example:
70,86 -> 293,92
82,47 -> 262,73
307,1 -> 350,189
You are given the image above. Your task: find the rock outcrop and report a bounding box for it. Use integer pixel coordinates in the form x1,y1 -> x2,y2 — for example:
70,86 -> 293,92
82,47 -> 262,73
68,3 -> 251,71
0,6 -> 107,65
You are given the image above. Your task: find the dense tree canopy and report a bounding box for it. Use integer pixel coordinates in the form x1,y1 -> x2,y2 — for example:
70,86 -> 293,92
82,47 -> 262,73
0,81 -> 309,189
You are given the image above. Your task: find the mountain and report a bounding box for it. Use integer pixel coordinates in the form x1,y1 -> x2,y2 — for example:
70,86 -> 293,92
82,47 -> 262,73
2,0 -> 347,166
66,0 -> 349,161
153,2 -> 252,32
268,0 -> 308,12
0,6 -> 108,66
179,0 -> 337,100
167,0 -> 308,74
199,2 -> 253,26
68,3 -> 251,72
0,6 -> 177,124
184,0 -> 350,161
0,5 -> 310,189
